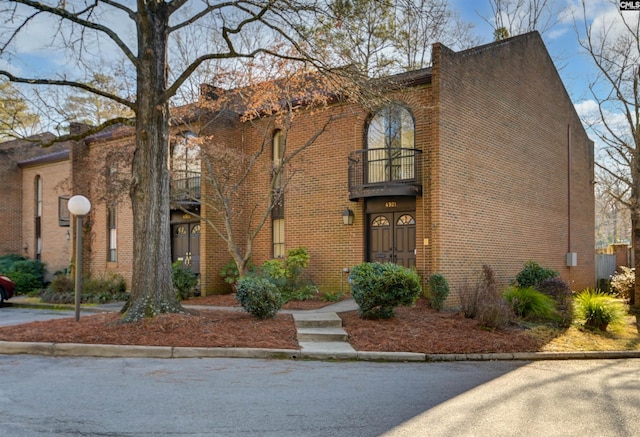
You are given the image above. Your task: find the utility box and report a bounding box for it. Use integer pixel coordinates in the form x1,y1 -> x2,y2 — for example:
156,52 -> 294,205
566,252 -> 577,267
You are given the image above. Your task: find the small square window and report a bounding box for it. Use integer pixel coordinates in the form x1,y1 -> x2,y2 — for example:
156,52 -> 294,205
58,196 -> 70,227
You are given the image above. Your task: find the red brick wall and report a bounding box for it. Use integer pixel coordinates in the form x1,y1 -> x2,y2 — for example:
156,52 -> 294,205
0,136 -> 67,258
67,32 -> 596,302
78,133 -> 136,287
20,158 -> 73,277
431,32 -> 595,300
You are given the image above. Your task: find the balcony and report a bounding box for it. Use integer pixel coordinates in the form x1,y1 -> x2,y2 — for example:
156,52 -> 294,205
348,148 -> 422,200
171,171 -> 201,204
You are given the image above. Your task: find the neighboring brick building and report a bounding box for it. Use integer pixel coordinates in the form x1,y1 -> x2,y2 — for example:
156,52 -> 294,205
4,32 -> 596,303
0,135 -> 70,276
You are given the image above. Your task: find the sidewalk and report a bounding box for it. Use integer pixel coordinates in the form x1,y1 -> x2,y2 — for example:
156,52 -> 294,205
4,296 -> 640,362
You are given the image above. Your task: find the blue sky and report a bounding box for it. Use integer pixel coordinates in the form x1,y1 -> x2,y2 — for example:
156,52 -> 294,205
452,0 -> 600,105
1,0 -> 631,133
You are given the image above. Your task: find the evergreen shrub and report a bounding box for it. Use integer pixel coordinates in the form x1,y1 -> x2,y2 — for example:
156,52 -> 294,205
172,262 -> 198,300
235,276 -> 283,319
536,277 -> 574,327
515,261 -> 558,288
428,273 -> 449,311
0,256 -> 48,293
349,262 -> 421,319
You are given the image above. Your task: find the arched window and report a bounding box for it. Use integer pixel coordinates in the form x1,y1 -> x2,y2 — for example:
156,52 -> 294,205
366,105 -> 415,183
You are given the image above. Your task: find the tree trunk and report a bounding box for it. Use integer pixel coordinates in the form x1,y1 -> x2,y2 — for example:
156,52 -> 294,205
121,2 -> 184,322
633,215 -> 640,308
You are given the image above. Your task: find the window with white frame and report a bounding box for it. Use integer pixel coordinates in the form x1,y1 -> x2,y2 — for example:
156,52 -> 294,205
35,176 -> 42,260
107,205 -> 117,262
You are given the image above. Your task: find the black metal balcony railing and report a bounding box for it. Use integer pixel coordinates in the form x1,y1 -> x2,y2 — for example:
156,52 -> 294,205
348,148 -> 422,200
171,173 -> 201,202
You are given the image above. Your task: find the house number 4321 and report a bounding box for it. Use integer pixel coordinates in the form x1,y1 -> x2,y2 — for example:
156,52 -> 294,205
385,201 -> 397,208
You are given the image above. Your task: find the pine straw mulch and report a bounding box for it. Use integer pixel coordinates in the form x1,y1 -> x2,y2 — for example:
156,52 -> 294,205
0,296 -> 545,354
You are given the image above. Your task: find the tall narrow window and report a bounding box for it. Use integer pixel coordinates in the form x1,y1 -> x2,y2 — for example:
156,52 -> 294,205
272,131 -> 285,257
273,218 -> 285,259
366,105 -> 415,183
35,176 -> 42,260
171,131 -> 201,199
107,205 -> 117,262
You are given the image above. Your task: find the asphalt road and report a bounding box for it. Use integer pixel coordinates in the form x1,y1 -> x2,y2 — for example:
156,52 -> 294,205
1,355 -> 639,436
0,307 -> 75,326
2,307 -> 640,436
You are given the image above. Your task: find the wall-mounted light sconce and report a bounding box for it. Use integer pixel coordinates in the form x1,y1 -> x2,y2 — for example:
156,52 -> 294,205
342,208 -> 354,225
65,230 -> 70,241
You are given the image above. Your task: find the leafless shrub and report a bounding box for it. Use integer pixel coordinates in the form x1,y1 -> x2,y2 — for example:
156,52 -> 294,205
459,264 -> 513,329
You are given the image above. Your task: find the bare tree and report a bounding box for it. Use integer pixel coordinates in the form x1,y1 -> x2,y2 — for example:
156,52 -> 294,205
576,0 -> 640,305
0,1 -> 338,322
393,0 -> 480,70
595,168 -> 631,248
171,60 -> 344,279
485,0 -> 560,38
313,0 -> 479,75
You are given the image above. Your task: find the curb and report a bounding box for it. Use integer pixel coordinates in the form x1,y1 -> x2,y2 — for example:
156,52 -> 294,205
5,300 -> 640,363
1,341 -> 640,362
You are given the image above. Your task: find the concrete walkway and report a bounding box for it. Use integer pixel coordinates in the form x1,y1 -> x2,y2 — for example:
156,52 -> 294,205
3,296 -> 640,362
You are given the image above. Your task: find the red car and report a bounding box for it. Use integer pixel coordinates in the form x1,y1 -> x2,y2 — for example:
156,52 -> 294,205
0,275 -> 16,307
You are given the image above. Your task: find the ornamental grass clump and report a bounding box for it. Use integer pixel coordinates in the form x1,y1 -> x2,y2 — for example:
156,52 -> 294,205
349,262 -> 421,319
574,289 -> 626,332
503,286 -> 557,321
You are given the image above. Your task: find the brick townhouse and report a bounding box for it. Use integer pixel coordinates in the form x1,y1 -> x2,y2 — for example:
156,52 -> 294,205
2,31 -> 595,302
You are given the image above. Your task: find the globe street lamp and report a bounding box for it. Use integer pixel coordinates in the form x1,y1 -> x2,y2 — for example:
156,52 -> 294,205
67,195 -> 91,322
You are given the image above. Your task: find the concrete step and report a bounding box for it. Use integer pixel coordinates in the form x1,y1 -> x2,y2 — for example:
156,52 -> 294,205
296,327 -> 348,342
293,312 -> 343,329
298,341 -> 357,359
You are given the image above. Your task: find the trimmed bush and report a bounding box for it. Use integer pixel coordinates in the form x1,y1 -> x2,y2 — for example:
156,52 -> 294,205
428,273 -> 449,311
503,286 -> 557,320
574,289 -> 626,331
0,256 -> 47,293
172,262 -> 198,300
349,262 -> 421,319
610,267 -> 634,302
235,276 -> 283,319
515,261 -> 558,288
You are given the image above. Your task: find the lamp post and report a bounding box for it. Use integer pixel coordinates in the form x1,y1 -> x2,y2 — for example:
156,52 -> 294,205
68,195 -> 91,322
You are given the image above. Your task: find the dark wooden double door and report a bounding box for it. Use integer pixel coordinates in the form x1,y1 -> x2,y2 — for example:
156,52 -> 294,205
171,222 -> 201,275
368,211 -> 416,268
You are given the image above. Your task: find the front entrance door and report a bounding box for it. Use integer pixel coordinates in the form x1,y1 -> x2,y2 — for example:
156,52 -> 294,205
172,223 -> 201,275
368,212 -> 416,268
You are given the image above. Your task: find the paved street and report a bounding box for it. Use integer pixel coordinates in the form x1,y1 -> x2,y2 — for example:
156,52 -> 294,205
2,307 -> 640,436
0,307 -> 75,327
1,354 -> 639,436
